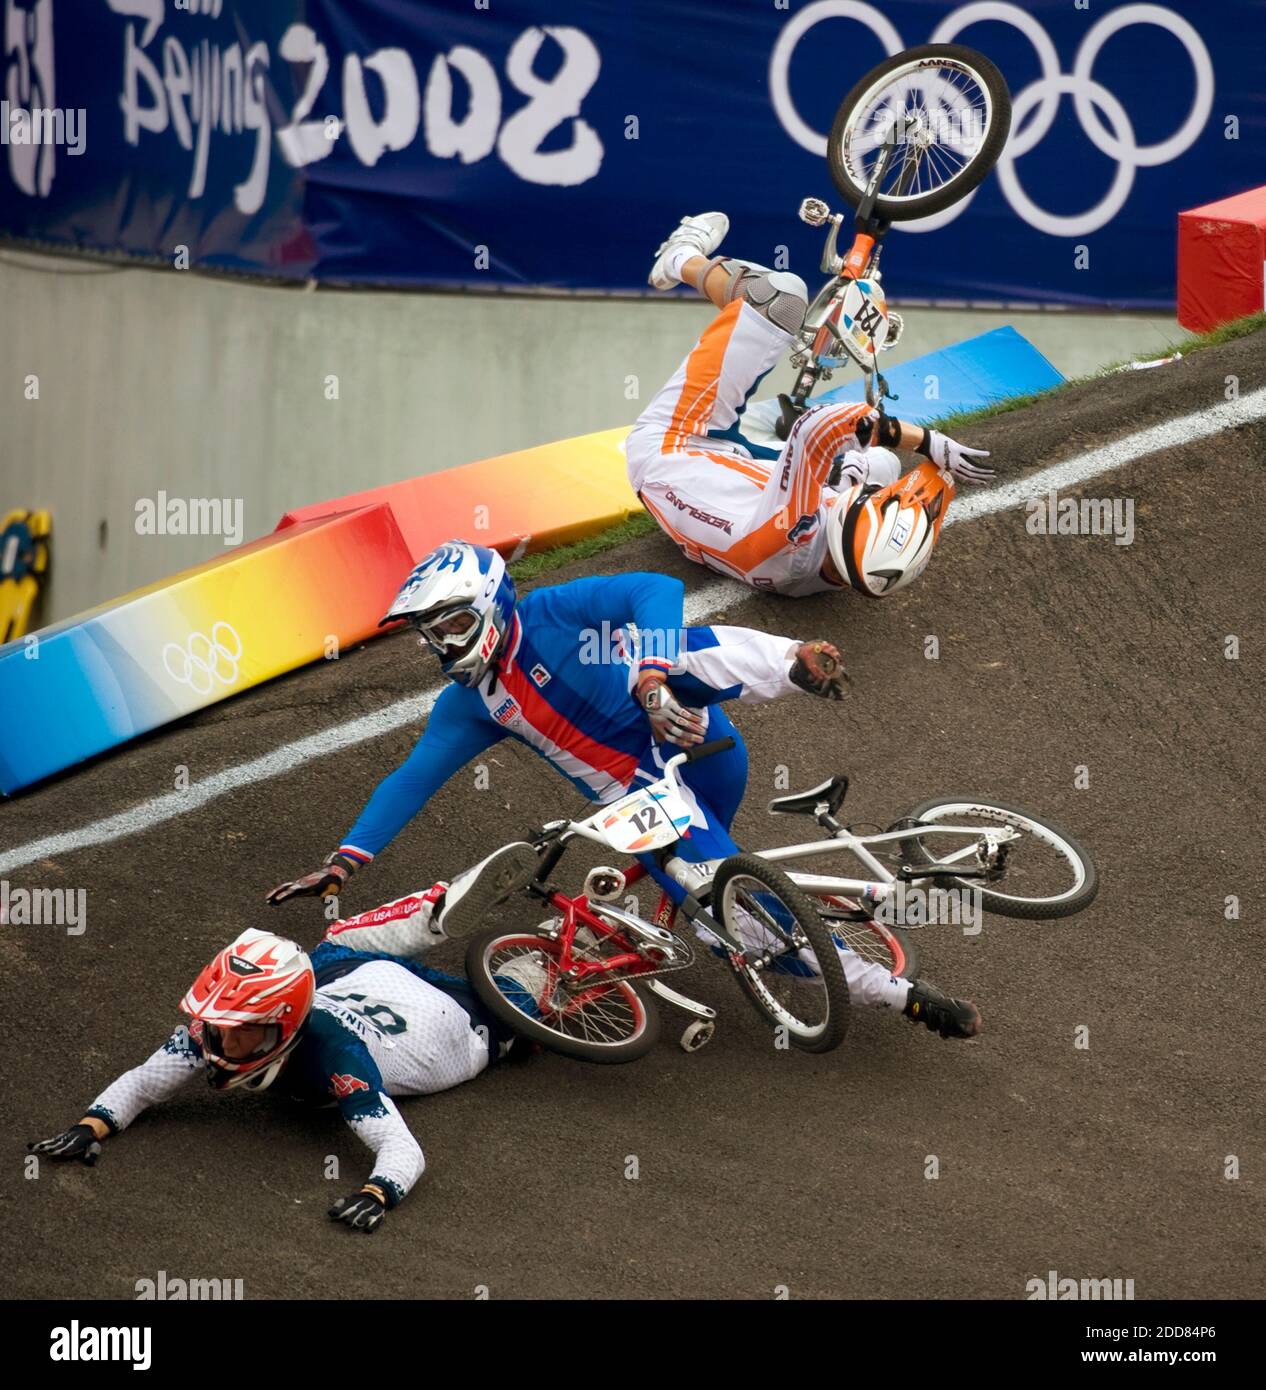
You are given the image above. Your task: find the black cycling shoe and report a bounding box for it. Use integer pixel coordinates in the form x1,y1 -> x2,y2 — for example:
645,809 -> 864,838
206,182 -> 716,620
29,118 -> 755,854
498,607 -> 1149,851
903,979 -> 982,1039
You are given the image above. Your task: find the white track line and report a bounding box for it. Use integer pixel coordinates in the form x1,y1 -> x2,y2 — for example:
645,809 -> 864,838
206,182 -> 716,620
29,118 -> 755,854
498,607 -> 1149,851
948,386 -> 1266,524
4,385 -> 1264,875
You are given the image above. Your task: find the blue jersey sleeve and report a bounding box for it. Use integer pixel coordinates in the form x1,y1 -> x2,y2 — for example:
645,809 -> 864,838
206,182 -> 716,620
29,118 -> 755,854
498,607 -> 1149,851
303,1008 -> 424,1207
665,625 -> 799,706
304,1010 -> 388,1113
339,683 -> 503,862
530,573 -> 686,679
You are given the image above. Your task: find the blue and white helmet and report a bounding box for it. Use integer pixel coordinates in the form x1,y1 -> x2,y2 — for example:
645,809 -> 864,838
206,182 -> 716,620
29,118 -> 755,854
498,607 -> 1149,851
380,541 -> 517,687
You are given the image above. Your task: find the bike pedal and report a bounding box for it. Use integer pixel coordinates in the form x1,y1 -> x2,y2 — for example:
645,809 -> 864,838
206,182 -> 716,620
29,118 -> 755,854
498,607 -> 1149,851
583,866 -> 626,901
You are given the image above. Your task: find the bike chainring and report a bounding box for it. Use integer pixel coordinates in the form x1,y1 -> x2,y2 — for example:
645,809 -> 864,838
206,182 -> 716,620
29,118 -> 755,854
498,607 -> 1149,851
538,919 -> 697,989
980,840 -> 1009,881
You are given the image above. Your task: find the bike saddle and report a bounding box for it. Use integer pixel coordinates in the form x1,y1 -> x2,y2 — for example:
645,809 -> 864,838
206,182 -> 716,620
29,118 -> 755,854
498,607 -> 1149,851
768,775 -> 849,817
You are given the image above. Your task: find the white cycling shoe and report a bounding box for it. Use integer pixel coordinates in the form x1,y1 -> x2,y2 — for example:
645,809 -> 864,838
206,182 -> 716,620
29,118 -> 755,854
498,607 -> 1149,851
436,842 -> 538,939
493,951 -> 550,1010
648,211 -> 730,290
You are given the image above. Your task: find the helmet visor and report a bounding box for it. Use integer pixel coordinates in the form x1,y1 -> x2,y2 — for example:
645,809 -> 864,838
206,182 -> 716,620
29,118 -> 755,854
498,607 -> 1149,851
202,1021 -> 282,1068
412,604 -> 482,655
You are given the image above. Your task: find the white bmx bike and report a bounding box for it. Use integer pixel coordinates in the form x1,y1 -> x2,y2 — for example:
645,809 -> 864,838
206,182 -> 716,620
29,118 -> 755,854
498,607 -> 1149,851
462,739 -> 1096,1064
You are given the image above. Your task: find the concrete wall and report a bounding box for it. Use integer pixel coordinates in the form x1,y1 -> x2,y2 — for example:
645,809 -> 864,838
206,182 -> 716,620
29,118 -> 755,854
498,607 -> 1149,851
0,248 -> 1178,623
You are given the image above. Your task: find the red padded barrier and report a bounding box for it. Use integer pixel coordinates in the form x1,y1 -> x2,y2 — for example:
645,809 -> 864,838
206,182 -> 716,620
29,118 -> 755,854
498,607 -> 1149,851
1178,188 -> 1266,333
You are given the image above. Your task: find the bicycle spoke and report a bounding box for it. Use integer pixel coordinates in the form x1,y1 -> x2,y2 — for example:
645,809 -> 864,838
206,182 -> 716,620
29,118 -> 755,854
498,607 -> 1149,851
487,940 -> 645,1046
723,876 -> 830,1036
845,59 -> 992,202
906,807 -> 1086,904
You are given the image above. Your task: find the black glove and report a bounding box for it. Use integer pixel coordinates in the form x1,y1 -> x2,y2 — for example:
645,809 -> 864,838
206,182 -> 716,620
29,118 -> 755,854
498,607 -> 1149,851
789,640 -> 850,700
267,852 -> 357,905
28,1124 -> 102,1166
328,1188 -> 387,1233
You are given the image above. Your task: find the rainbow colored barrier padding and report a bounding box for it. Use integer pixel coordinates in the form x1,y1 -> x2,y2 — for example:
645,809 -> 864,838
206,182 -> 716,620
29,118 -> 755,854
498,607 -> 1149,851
0,431 -> 638,794
278,428 -> 634,553
0,507 -> 415,793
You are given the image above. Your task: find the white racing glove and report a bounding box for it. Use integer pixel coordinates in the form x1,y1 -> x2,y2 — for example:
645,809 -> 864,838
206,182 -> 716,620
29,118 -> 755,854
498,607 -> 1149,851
637,675 -> 706,746
920,428 -> 993,483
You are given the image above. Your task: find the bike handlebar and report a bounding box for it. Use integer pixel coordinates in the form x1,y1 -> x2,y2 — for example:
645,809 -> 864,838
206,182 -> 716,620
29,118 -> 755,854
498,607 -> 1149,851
684,736 -> 736,763
531,738 -> 738,846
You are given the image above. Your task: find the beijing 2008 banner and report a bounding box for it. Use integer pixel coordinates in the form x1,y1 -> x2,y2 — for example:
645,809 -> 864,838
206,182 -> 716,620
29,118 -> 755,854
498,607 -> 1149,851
0,0 -> 1261,306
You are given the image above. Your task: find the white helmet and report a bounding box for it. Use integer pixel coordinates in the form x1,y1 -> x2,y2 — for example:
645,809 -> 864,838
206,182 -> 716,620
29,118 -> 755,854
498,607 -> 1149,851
826,460 -> 954,598
380,541 -> 517,687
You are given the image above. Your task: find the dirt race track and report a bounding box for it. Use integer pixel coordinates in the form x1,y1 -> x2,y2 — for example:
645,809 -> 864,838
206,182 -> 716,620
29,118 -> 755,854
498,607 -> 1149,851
3,333 -> 1263,1301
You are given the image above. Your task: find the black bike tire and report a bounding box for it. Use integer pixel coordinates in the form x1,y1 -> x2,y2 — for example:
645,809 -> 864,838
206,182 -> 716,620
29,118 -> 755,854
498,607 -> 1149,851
711,854 -> 850,1053
827,44 -> 1012,222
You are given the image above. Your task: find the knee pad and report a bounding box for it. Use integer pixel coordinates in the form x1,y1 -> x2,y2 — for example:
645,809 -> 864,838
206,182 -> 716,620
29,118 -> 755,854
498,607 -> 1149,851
859,446 -> 902,489
831,447 -> 898,491
717,259 -> 808,334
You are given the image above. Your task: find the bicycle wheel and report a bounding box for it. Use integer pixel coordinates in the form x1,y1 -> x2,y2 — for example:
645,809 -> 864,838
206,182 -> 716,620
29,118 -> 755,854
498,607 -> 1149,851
710,855 -> 849,1053
815,895 -> 919,980
897,798 -> 1098,920
465,928 -> 660,1064
828,44 -> 1011,222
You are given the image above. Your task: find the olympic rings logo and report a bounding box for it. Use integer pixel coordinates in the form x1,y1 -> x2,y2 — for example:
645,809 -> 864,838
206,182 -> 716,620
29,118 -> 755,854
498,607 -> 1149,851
769,1 -> 1215,237
162,621 -> 244,696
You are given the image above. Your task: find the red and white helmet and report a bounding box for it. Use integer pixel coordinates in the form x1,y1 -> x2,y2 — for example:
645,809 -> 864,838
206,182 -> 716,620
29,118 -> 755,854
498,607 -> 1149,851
179,928 -> 315,1092
826,458 -> 955,598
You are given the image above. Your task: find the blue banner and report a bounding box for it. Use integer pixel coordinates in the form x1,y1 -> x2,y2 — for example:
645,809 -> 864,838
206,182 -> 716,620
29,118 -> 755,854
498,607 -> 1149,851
1,0 -> 1262,306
